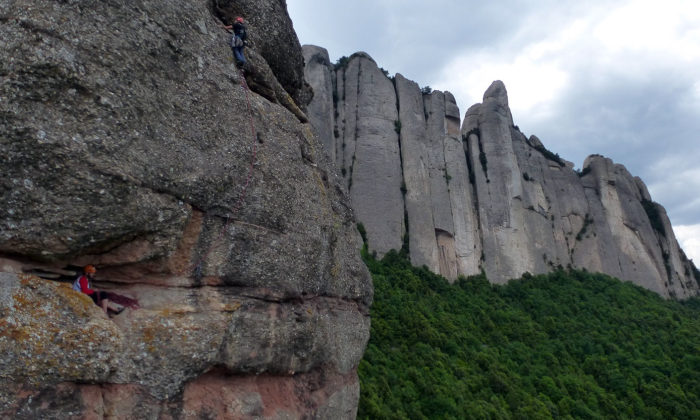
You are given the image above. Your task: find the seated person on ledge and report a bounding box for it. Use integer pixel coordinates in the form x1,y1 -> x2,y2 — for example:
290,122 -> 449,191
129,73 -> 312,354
73,265 -> 124,315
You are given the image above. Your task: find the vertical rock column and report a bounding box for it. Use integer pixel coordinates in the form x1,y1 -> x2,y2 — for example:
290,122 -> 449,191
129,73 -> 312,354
443,93 -> 482,278
424,91 -> 459,278
510,131 -> 587,274
335,58 -> 357,190
302,45 -> 336,164
336,54 -> 404,255
395,74 -> 439,272
462,81 -> 535,283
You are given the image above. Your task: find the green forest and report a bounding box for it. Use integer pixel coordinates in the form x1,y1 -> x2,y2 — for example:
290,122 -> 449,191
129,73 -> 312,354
357,249 -> 700,419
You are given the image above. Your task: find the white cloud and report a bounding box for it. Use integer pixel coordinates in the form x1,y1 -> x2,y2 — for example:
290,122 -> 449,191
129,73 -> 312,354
594,0 -> 700,58
674,224 -> 700,264
435,49 -> 569,121
688,81 -> 700,113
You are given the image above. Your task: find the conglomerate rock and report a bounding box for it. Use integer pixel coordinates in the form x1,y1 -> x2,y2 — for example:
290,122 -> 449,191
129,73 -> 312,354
0,1 -> 371,418
303,47 -> 700,299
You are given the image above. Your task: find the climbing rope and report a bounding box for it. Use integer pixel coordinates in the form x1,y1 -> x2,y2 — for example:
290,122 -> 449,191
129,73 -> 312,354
186,67 -> 258,277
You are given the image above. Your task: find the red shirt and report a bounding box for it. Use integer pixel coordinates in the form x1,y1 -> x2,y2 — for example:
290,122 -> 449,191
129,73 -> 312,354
78,275 -> 95,295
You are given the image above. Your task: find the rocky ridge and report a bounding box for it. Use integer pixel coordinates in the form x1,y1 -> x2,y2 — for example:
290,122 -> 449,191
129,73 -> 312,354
0,1 -> 370,419
303,47 -> 700,299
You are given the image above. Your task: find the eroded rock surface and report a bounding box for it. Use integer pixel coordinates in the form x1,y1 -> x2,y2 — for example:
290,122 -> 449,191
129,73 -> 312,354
0,2 -> 370,418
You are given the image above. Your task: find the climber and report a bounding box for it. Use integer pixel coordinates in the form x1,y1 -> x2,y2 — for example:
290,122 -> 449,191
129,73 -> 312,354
220,16 -> 248,68
73,265 -> 124,315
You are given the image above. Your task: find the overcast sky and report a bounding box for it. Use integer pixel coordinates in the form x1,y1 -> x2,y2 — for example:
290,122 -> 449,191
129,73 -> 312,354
287,0 -> 700,263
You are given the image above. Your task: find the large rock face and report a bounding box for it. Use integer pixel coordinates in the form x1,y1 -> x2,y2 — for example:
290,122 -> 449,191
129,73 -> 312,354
0,2 -> 371,419
303,48 -> 700,299
333,53 -> 405,255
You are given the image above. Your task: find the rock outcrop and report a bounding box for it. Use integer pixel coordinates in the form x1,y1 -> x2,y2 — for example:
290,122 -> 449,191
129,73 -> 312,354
303,47 -> 700,299
0,2 -> 371,419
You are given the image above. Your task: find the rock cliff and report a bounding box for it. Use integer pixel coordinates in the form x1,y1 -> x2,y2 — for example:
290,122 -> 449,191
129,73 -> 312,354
0,2 -> 371,419
304,47 -> 700,299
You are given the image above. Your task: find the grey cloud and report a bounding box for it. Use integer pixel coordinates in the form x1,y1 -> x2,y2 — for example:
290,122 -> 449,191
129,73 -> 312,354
519,72 -> 700,225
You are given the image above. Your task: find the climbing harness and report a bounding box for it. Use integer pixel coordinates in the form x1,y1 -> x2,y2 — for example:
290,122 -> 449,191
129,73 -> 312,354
186,68 -> 258,276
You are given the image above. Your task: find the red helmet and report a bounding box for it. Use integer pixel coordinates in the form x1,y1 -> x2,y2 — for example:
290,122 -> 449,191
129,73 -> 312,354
84,265 -> 96,275
235,16 -> 244,23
